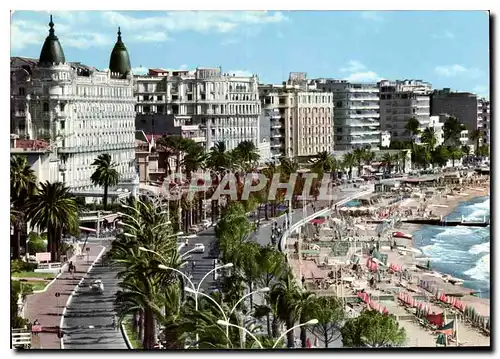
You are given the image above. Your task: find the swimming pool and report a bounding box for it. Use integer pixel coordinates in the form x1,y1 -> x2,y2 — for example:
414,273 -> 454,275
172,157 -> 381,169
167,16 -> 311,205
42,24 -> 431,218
343,199 -> 362,207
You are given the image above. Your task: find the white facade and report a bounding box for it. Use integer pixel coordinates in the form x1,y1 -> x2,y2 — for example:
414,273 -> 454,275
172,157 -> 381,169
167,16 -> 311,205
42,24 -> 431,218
313,79 -> 380,150
380,131 -> 391,148
428,115 -> 445,147
134,67 -> 261,151
11,58 -> 137,193
260,74 -> 335,158
379,79 -> 432,142
257,141 -> 272,163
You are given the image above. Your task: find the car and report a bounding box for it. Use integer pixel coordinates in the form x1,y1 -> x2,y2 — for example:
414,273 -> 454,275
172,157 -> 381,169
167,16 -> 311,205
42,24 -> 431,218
201,219 -> 212,229
193,243 -> 205,253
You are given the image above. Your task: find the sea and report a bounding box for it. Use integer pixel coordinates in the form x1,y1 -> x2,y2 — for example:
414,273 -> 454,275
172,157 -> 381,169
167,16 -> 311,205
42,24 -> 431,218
412,196 -> 491,298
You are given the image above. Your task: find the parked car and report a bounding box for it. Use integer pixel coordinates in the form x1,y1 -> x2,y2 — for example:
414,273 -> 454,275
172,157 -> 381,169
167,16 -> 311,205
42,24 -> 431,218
201,219 -> 212,229
193,243 -> 205,253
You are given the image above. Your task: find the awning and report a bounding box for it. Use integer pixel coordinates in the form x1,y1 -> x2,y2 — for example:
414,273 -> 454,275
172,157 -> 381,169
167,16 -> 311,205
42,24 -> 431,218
79,226 -> 97,233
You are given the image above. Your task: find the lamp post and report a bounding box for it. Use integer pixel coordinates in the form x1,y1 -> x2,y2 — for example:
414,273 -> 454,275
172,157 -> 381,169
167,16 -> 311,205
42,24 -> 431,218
272,319 -> 318,349
216,319 -> 318,349
227,288 -> 269,346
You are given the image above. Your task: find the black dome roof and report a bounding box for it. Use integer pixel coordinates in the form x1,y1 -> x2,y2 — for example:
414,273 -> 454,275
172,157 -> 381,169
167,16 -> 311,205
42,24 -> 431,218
109,27 -> 131,77
39,15 -> 66,67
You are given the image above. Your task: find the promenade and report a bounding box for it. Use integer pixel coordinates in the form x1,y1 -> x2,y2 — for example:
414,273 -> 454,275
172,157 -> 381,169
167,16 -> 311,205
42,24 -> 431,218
24,244 -> 103,349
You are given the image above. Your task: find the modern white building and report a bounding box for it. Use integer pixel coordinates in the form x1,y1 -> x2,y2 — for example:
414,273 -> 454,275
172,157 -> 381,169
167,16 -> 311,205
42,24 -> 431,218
378,79 -> 432,142
313,79 -> 380,151
260,73 -> 335,159
10,18 -> 137,197
427,115 -> 445,147
134,67 -> 261,151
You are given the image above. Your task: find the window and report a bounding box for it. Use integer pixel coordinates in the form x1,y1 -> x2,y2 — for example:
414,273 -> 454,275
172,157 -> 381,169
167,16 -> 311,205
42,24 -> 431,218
144,106 -> 151,113
60,121 -> 65,130
157,95 -> 163,101
43,102 -> 49,112
60,103 -> 65,112
18,87 -> 25,96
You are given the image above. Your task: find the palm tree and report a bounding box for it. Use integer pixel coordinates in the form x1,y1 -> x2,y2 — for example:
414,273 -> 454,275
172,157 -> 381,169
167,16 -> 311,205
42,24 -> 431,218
470,129 -> 484,156
443,116 -> 465,146
398,151 -> 408,173
311,151 -> 334,177
24,181 -> 79,262
447,146 -> 463,167
405,117 -> 421,140
207,142 -> 233,220
420,127 -> 437,150
90,153 -> 120,210
269,269 -> 303,348
235,140 -> 261,172
431,146 -> 449,168
10,155 -> 38,259
381,153 -> 394,174
182,142 -> 206,180
156,136 -> 190,177
342,152 -> 356,179
352,148 -> 365,177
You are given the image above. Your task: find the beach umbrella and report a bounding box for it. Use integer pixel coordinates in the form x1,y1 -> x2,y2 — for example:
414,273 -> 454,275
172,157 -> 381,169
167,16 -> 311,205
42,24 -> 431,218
306,338 -> 312,348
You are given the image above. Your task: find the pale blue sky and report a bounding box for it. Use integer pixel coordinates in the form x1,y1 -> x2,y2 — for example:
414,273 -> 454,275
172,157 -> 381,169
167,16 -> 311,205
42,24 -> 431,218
11,10 -> 490,98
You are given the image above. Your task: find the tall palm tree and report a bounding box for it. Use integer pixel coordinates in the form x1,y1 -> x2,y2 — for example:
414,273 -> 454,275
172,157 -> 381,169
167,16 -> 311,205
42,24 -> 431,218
470,129 -> 484,156
447,146 -> 463,167
420,127 -> 437,150
207,142 -> 233,220
381,153 -> 394,174
443,116 -> 465,146
182,142 -> 206,180
235,140 -> 261,172
405,117 -> 421,140
156,136 -> 192,177
24,181 -> 79,262
398,151 -> 408,173
269,269 -> 303,348
91,153 -> 120,210
10,155 -> 38,259
352,148 -> 365,177
342,152 -> 356,179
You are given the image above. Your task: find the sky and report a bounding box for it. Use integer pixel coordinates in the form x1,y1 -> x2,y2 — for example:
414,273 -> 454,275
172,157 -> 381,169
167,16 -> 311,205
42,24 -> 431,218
10,10 -> 490,98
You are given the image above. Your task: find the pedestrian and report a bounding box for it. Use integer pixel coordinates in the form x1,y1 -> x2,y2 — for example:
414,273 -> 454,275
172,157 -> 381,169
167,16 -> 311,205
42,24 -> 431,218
191,261 -> 196,271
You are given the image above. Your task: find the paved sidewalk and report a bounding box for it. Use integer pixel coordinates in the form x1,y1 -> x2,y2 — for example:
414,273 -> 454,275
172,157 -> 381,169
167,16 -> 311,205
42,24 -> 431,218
24,244 -> 103,349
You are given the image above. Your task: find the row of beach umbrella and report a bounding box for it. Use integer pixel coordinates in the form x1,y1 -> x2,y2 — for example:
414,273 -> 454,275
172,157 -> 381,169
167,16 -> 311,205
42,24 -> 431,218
397,292 -> 433,316
357,291 -> 389,315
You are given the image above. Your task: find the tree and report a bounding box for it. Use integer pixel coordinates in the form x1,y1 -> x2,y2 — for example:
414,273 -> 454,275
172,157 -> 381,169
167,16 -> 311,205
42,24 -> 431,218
470,129 -> 484,156
431,146 -> 449,168
269,269 -> 303,348
25,181 -> 79,262
381,153 -> 394,174
420,127 -> 437,150
461,145 -> 471,159
341,310 -> 406,348
352,148 -> 365,177
443,116 -> 465,146
308,296 -> 345,348
311,151 -> 335,178
234,140 -> 261,172
10,155 -> 38,259
398,151 -> 408,173
91,153 -> 120,210
405,117 -> 421,140
182,142 -> 206,180
447,146 -> 463,167
342,152 -> 356,179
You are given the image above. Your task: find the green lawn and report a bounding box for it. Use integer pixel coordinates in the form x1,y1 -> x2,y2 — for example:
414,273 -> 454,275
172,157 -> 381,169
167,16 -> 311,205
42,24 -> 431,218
11,271 -> 55,280
123,318 -> 142,349
12,279 -> 50,292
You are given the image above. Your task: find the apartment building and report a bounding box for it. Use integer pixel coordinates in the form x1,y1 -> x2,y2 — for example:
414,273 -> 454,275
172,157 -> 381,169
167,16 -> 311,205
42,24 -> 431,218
431,89 -> 478,138
427,115 -> 445,147
259,72 -> 335,159
10,18 -> 137,197
378,80 -> 432,142
313,79 -> 379,151
134,67 -> 261,151
477,98 -> 490,145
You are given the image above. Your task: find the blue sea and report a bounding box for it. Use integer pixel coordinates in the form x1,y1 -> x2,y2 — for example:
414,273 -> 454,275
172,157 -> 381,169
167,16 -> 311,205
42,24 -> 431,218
413,196 -> 491,298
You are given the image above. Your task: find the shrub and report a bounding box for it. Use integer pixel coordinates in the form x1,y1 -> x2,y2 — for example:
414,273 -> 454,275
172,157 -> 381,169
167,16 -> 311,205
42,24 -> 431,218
11,260 -> 37,273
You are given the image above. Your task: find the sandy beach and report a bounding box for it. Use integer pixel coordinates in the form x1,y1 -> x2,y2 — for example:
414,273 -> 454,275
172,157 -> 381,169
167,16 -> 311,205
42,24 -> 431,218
290,174 -> 490,347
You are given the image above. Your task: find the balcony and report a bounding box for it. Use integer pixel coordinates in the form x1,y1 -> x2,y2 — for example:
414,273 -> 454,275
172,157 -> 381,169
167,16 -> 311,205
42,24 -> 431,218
271,132 -> 282,138
190,136 -> 205,143
349,96 -> 379,101
181,125 -> 199,131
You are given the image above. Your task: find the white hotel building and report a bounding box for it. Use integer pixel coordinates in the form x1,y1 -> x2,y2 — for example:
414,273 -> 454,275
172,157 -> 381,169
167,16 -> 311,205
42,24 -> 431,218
134,67 -> 261,152
10,18 -> 137,197
313,79 -> 380,151
260,73 -> 335,159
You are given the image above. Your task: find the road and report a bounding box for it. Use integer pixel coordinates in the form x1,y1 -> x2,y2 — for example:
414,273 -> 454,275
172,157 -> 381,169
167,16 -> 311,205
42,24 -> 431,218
62,241 -> 127,350
61,186 -> 369,349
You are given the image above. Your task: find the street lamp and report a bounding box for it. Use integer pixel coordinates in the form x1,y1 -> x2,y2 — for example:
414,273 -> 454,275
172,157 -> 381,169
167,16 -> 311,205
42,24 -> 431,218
272,319 -> 318,349
184,287 -> 229,322
216,320 -> 264,349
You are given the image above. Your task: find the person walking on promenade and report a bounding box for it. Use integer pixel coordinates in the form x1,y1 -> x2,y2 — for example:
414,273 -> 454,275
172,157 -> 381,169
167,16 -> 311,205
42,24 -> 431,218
68,261 -> 76,278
